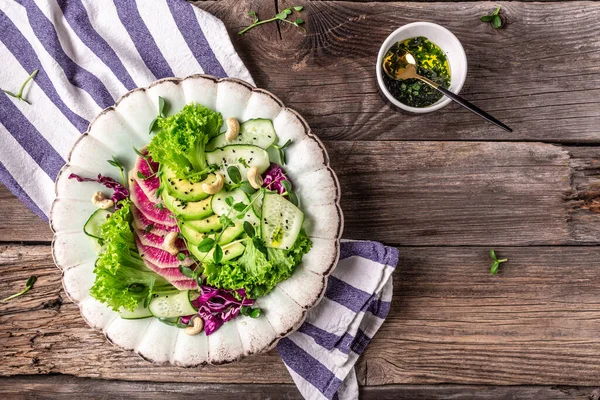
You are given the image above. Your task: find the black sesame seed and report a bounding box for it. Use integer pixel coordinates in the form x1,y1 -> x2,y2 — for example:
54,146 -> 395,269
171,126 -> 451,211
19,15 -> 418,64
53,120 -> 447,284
268,135 -> 272,138
232,150 -> 236,153
250,151 -> 254,154
225,250 -> 230,255
190,189 -> 193,192
184,191 -> 188,194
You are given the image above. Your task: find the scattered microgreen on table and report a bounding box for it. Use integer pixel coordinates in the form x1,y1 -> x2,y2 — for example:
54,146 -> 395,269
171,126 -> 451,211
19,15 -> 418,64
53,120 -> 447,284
480,6 -> 505,29
239,6 -> 305,35
1,276 -> 37,302
1,69 -> 38,105
489,249 -> 508,275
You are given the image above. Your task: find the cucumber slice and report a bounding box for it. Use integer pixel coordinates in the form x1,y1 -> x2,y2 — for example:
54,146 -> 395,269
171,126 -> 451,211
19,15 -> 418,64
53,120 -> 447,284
211,188 -> 260,231
211,188 -> 249,216
148,291 -> 197,319
162,165 -> 216,202
261,193 -> 304,250
83,209 -> 111,242
119,304 -> 153,320
206,119 -> 277,151
206,145 -> 270,184
189,241 -> 246,263
163,190 -> 212,220
183,214 -> 221,233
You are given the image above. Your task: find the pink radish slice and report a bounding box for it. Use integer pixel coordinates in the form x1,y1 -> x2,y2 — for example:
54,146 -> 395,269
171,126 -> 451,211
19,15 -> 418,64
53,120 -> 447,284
136,237 -> 194,269
131,206 -> 179,233
134,155 -> 160,198
129,178 -> 177,227
134,228 -> 187,251
172,279 -> 200,290
144,259 -> 195,282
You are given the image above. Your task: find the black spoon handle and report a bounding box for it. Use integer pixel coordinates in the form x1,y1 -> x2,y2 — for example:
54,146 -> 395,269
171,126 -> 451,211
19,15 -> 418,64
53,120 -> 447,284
435,86 -> 513,133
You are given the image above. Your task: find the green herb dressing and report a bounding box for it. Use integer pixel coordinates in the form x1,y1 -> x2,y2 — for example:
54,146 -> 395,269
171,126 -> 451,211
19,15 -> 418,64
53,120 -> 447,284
382,37 -> 451,108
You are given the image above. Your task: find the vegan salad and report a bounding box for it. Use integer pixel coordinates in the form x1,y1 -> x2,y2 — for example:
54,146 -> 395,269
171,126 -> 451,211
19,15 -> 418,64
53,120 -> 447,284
72,99 -> 311,336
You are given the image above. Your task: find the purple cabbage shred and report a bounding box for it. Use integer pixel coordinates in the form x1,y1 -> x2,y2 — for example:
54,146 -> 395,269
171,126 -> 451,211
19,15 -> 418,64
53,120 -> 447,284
187,285 -> 255,335
68,173 -> 129,209
262,163 -> 289,194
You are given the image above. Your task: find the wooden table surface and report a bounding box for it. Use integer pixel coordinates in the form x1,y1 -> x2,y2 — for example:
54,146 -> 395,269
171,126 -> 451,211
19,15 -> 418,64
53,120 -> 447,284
2,0 -> 600,398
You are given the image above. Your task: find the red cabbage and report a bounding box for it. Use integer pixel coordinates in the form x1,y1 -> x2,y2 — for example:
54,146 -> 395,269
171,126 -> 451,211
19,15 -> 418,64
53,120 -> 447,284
69,173 -> 129,209
262,163 -> 289,194
187,285 -> 255,335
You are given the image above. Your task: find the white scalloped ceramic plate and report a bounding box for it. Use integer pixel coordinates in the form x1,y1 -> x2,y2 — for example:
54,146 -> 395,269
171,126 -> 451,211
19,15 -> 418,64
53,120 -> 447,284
50,75 -> 343,366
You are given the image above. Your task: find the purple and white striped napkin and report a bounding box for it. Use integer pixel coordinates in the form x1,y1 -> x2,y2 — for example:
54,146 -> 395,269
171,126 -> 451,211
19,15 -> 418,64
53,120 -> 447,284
278,240 -> 398,400
0,2 -> 399,399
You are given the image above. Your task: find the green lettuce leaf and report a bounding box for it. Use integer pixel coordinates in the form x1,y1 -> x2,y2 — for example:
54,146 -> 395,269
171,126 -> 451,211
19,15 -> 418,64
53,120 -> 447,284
90,200 -> 176,311
203,233 -> 312,298
147,103 -> 223,180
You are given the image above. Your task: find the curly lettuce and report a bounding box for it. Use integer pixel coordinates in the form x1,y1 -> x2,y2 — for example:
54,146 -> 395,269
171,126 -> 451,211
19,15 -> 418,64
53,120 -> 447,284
203,233 -> 312,298
147,103 -> 223,180
90,199 -> 176,311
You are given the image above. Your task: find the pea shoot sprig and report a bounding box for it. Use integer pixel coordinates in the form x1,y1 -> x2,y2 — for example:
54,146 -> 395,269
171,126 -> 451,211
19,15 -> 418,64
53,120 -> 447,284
2,276 -> 37,302
239,6 -> 305,35
480,6 -> 505,29
489,249 -> 508,275
269,139 -> 293,165
107,156 -> 126,187
149,96 -> 167,134
2,70 -> 38,105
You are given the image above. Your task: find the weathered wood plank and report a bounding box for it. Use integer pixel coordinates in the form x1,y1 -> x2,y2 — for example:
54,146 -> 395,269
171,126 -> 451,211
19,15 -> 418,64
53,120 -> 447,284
198,1 -> 600,142
0,186 -> 52,242
3,141 -> 600,246
3,244 -> 600,385
1,376 -> 599,400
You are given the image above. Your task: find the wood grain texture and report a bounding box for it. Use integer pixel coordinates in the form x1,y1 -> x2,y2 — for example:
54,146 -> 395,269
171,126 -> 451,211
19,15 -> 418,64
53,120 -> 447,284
3,245 -> 600,385
197,1 -> 600,142
4,142 -> 600,246
0,186 -> 52,243
1,376 -> 599,400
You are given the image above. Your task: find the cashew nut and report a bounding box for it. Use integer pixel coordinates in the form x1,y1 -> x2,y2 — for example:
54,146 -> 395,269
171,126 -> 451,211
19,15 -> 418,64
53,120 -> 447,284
247,167 -> 263,190
163,231 -> 179,256
91,191 -> 114,209
202,173 -> 224,194
184,316 -> 204,336
225,117 -> 240,142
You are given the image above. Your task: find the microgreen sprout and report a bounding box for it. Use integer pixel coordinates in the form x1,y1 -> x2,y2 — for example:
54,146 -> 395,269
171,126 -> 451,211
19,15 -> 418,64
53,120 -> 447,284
149,96 -> 168,133
270,139 -> 293,165
480,6 -> 505,29
239,6 -> 305,35
107,156 -> 126,186
2,70 -> 38,105
489,249 -> 508,275
2,276 -> 37,302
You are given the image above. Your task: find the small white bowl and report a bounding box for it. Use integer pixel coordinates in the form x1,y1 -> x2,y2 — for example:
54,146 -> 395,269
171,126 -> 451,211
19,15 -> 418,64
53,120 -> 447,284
376,22 -> 468,113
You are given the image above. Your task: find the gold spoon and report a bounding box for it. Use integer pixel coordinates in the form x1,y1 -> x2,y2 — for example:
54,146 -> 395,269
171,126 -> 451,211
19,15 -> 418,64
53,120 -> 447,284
383,51 -> 512,132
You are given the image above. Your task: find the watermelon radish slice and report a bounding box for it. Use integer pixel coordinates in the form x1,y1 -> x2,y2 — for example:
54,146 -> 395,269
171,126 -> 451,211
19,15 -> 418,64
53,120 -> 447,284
134,228 -> 186,252
134,154 -> 160,199
136,237 -> 194,269
171,279 -> 200,291
129,178 -> 177,227
131,206 -> 179,233
144,259 -> 195,282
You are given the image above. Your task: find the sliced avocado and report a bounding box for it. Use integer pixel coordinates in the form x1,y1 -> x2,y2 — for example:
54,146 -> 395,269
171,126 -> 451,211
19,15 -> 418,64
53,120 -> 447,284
163,190 -> 212,220
162,166 -> 216,202
183,220 -> 245,246
189,241 -> 245,263
184,214 -> 222,233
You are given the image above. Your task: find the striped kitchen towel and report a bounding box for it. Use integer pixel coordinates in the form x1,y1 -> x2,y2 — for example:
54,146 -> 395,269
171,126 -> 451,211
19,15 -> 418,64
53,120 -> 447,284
0,2 -> 399,399
277,240 -> 399,400
0,0 -> 252,219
